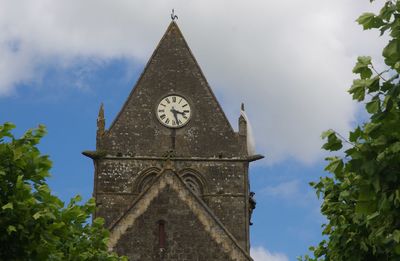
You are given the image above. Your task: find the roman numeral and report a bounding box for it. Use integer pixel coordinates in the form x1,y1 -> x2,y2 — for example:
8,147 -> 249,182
172,96 -> 176,102
160,114 -> 166,120
172,120 -> 176,126
165,98 -> 170,104
158,109 -> 165,113
178,120 -> 182,125
178,98 -> 182,104
183,110 -> 189,113
165,118 -> 170,124
182,115 -> 188,119
182,104 -> 188,108
160,103 -> 166,107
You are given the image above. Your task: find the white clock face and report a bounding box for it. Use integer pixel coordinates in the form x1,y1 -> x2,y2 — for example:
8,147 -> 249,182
156,95 -> 191,128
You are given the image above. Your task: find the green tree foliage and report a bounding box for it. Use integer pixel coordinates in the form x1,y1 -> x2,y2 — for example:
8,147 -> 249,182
303,1 -> 400,260
0,123 -> 126,260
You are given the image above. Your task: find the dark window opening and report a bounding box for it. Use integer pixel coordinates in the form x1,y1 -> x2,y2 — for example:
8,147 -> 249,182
158,221 -> 166,250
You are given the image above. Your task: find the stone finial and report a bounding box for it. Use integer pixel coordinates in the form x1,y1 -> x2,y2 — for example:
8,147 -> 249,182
97,103 -> 105,137
239,103 -> 247,136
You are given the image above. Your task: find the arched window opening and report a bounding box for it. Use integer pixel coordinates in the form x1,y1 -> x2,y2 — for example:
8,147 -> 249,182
134,167 -> 161,194
182,175 -> 202,195
139,173 -> 157,192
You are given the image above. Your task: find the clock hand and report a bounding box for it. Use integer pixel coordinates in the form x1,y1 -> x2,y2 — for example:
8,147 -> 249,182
170,107 -> 180,125
173,113 -> 179,125
175,110 -> 189,121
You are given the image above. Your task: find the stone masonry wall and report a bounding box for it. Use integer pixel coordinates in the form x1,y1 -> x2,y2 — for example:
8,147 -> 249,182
95,159 -> 249,249
114,186 -> 234,261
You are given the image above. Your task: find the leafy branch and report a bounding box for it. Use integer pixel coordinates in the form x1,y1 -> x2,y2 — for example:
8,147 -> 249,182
303,1 -> 400,260
0,123 -> 126,260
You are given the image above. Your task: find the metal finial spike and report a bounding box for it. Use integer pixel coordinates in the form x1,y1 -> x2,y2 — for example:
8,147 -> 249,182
241,103 -> 245,111
171,9 -> 178,21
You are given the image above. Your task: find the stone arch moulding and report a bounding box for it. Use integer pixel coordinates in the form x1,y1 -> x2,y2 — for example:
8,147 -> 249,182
134,167 -> 162,193
178,168 -> 208,195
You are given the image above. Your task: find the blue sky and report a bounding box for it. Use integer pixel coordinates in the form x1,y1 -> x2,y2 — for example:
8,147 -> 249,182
0,1 -> 385,260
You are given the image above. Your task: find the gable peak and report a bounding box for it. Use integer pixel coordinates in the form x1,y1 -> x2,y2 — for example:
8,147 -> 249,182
161,20 -> 185,42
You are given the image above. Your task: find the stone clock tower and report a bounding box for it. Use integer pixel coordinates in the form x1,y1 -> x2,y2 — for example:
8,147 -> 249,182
84,21 -> 263,261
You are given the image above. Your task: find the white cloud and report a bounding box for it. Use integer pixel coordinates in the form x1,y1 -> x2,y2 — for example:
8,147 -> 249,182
251,246 -> 289,261
262,180 -> 301,200
0,0 -> 386,163
261,179 -> 319,208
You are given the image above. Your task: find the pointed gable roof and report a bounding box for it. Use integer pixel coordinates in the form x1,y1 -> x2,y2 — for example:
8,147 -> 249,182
107,168 -> 253,261
100,22 -> 244,157
109,22 -> 233,133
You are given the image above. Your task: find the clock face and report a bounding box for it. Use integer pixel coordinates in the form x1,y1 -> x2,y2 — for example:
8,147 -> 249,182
156,94 -> 191,128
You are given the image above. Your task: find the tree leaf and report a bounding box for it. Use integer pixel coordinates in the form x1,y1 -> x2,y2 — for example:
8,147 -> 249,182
1,203 -> 13,210
383,40 -> 400,67
366,99 -> 380,114
394,230 -> 400,243
395,244 -> 400,255
322,131 -> 343,151
321,129 -> 335,139
325,157 -> 343,175
367,211 -> 379,221
366,76 -> 380,93
33,212 -> 42,220
7,225 -> 16,234
357,13 -> 383,30
353,56 -> 372,79
356,200 -> 376,215
379,1 -> 395,21
390,142 -> 400,153
349,126 -> 363,142
349,79 -> 367,101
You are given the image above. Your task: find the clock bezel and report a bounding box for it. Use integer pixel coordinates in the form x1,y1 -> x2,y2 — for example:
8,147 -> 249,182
155,94 -> 192,129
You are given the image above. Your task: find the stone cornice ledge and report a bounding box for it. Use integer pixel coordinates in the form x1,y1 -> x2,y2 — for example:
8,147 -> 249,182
82,150 -> 264,162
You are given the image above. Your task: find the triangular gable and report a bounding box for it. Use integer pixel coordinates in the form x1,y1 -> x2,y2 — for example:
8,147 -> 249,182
100,22 -> 242,157
107,168 -> 252,261
108,22 -> 233,134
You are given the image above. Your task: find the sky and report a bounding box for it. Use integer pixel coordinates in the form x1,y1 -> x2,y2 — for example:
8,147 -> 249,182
0,1 -> 386,260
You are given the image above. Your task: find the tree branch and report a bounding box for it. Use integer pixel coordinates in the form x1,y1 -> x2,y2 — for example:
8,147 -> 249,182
370,64 -> 389,82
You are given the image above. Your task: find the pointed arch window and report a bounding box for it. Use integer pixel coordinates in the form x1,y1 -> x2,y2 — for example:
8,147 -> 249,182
181,174 -> 203,196
134,167 -> 162,194
140,173 -> 157,192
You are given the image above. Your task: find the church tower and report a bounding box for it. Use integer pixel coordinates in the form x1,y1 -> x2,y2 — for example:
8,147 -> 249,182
84,21 -> 263,261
